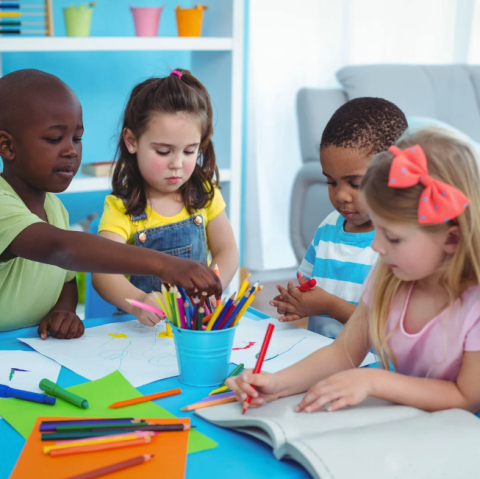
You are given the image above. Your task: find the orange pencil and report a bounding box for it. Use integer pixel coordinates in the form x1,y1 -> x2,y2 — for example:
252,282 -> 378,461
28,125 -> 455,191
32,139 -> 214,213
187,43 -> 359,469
50,436 -> 152,457
108,388 -> 181,408
180,396 -> 237,412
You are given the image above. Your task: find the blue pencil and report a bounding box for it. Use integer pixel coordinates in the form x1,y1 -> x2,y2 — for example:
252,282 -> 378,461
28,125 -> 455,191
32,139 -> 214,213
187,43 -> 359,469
222,292 -> 251,329
0,4 -> 20,9
185,301 -> 192,329
212,294 -> 235,330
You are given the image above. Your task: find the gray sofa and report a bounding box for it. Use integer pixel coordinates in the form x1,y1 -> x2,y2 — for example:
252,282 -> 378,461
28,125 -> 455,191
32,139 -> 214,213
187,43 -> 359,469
291,64 -> 480,263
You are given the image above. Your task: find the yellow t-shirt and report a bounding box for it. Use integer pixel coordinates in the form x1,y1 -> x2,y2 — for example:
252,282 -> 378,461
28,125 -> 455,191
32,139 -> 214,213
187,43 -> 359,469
98,187 -> 226,256
0,176 -> 76,331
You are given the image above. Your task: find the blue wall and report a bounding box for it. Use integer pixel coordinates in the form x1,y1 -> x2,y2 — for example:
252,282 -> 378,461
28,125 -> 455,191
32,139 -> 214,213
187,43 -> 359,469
2,0 -> 197,224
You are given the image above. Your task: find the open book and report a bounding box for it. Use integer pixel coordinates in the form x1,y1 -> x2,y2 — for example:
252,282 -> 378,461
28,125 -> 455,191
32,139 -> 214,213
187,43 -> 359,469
196,395 -> 480,479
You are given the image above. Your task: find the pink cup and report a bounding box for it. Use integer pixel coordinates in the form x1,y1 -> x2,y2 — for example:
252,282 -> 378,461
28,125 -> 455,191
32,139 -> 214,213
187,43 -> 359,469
130,6 -> 164,37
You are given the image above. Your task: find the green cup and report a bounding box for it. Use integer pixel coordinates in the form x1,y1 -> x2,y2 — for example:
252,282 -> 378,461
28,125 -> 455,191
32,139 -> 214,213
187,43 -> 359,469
64,4 -> 93,37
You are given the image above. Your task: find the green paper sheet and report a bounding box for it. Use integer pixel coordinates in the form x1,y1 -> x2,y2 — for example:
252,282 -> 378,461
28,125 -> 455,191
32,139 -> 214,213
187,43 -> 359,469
0,370 -> 217,454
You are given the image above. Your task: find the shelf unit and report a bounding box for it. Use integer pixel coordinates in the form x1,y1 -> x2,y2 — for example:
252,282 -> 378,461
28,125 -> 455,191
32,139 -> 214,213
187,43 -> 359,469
0,0 -> 244,294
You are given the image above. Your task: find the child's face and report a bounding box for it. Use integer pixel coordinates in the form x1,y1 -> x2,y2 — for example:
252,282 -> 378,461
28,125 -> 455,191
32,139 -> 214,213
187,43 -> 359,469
2,86 -> 83,193
320,146 -> 372,233
368,209 -> 457,283
125,112 -> 201,196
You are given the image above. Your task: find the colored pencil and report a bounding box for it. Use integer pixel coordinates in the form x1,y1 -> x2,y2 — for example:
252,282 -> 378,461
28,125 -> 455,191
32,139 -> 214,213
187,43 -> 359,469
153,292 -> 170,319
55,422 -> 150,432
215,302 -> 236,330
40,419 -> 142,432
53,431 -> 154,446
202,312 -> 213,324
50,436 -> 152,457
297,278 -> 317,292
192,297 -> 200,328
42,425 -> 191,441
45,432 -> 155,453
212,293 -> 235,330
243,323 -> 275,414
200,390 -> 236,401
206,298 -> 224,330
222,292 -> 251,329
66,454 -> 154,479
209,363 -> 244,395
160,285 -> 173,317
180,396 -> 237,412
170,290 -> 178,327
108,388 -> 181,408
176,292 -> 186,329
184,301 -> 192,329
236,273 -> 251,300
232,287 -> 261,327
125,299 -> 165,317
196,307 -> 205,330
198,291 -> 207,309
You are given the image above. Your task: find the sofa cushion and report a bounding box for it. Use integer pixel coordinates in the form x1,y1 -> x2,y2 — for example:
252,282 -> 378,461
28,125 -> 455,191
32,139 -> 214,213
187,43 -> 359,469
337,65 -> 480,142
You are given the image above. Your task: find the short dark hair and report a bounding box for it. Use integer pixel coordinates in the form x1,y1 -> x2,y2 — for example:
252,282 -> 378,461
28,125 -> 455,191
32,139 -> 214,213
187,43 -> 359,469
112,68 -> 219,216
320,97 -> 408,156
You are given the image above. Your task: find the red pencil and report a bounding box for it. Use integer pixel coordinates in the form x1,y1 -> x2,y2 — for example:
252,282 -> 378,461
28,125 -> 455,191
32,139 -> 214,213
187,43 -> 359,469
297,278 -> 316,292
242,323 -> 275,414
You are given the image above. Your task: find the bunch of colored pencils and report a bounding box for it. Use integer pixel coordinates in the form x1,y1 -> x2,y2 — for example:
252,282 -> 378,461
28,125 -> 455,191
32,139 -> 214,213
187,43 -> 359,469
151,271 -> 262,332
39,418 -> 191,457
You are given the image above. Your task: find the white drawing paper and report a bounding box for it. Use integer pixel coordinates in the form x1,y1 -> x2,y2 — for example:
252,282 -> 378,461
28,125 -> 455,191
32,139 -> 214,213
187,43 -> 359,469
0,350 -> 61,393
231,317 -> 377,372
20,321 -> 178,388
19,316 -> 377,389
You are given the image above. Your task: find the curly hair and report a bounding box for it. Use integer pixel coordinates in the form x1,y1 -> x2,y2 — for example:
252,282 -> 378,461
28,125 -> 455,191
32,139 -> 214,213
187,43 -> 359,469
320,97 -> 408,156
112,68 -> 219,216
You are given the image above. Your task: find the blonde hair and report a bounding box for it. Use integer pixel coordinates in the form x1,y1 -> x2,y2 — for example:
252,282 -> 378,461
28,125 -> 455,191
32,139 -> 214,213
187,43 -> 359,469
361,127 -> 480,369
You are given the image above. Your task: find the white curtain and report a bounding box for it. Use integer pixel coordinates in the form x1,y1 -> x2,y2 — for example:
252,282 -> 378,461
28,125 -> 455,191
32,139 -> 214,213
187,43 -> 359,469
244,0 -> 473,271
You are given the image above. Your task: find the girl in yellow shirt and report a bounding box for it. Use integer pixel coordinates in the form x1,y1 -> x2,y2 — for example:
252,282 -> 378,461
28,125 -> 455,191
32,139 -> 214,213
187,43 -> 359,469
93,69 -> 239,326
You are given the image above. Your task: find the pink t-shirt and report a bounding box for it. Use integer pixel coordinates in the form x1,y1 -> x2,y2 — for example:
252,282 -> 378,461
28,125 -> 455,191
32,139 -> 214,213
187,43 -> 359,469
362,280 -> 480,381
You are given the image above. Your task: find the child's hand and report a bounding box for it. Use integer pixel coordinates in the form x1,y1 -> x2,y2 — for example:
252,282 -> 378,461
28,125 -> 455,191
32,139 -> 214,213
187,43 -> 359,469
135,293 -> 164,327
270,281 -> 333,322
158,256 -> 222,298
295,369 -> 373,413
37,311 -> 85,340
226,369 -> 282,408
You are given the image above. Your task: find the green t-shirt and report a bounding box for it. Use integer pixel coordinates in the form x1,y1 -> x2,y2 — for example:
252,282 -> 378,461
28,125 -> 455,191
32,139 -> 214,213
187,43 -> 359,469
0,176 -> 76,331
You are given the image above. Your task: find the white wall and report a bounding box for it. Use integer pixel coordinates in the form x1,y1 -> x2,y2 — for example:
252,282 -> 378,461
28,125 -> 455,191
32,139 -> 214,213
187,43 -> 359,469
244,0 -> 475,271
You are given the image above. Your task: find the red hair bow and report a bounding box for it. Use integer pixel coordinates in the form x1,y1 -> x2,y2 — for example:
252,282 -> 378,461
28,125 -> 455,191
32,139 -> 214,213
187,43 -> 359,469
388,145 -> 470,224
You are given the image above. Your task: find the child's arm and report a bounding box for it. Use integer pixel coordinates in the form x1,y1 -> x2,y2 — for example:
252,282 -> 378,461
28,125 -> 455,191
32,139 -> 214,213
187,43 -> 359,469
271,278 -> 356,323
226,300 -> 371,407
92,232 -> 166,326
37,278 -> 85,340
296,351 -> 480,413
206,210 -> 239,288
8,222 -> 222,297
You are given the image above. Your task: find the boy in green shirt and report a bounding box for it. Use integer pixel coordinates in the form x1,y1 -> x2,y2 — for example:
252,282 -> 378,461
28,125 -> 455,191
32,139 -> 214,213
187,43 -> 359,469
0,69 -> 222,336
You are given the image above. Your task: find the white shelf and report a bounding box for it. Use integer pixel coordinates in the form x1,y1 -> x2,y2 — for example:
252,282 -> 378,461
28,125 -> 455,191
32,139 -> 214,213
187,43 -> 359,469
0,37 -> 233,52
62,168 -> 232,194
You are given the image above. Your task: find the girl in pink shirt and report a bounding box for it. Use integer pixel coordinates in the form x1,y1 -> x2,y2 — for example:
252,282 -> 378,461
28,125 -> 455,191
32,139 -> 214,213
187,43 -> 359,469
228,127 -> 480,414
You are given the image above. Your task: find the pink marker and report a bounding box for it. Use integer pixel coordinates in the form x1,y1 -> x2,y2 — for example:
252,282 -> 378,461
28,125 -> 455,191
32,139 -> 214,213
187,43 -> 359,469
125,299 -> 165,317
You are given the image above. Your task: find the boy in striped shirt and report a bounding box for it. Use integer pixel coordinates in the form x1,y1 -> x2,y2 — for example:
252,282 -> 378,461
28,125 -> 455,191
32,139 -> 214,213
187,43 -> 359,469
271,98 -> 407,338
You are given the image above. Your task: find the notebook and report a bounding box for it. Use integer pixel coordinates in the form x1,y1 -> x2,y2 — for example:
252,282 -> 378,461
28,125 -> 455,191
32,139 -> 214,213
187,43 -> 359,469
10,417 -> 189,479
196,395 -> 480,479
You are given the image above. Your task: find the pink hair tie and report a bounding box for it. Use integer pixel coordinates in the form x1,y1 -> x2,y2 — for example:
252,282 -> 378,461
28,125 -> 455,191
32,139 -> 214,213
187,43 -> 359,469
170,70 -> 182,79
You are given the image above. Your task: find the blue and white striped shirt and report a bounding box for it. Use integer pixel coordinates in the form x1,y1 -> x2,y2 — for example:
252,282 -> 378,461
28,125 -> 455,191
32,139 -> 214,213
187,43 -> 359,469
298,211 -> 378,338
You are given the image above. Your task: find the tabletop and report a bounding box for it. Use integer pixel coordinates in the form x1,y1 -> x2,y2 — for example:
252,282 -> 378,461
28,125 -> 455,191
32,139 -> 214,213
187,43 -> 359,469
0,309 -> 311,479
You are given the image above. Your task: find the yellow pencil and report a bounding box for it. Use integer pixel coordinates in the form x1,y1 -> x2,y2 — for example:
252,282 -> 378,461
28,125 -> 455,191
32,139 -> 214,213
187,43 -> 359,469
232,287 -> 261,327
43,432 -> 153,454
208,385 -> 229,396
153,292 -> 169,320
160,285 -> 173,319
236,273 -> 251,300
206,298 -> 225,330
0,12 -> 21,17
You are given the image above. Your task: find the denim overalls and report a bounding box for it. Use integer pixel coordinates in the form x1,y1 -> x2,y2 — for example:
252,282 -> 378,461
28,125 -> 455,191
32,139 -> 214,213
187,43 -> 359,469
129,210 -> 208,294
